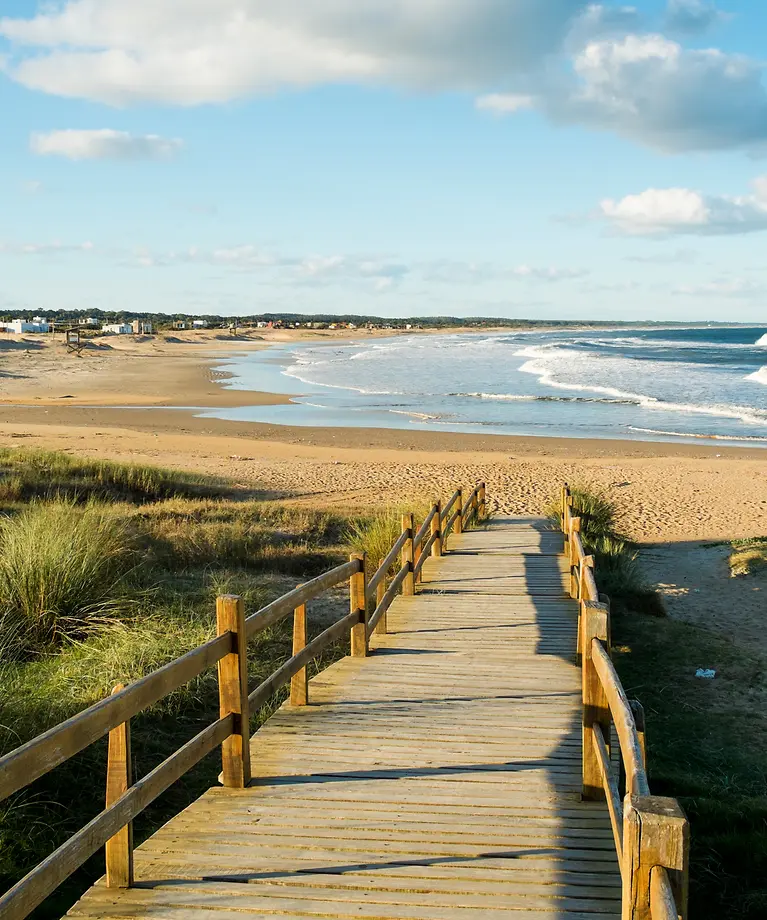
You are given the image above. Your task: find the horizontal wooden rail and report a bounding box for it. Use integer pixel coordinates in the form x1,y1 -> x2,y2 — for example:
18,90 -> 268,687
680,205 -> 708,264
650,866 -> 679,920
413,532 -> 437,579
367,563 -> 408,637
248,610 -> 359,709
592,723 -> 623,859
0,481 -> 485,920
413,505 -> 438,550
367,530 -> 409,596
0,632 -> 231,803
591,638 -> 650,797
245,559 -> 361,640
0,714 -> 234,920
560,483 -> 689,920
441,488 -> 461,521
444,508 -> 461,538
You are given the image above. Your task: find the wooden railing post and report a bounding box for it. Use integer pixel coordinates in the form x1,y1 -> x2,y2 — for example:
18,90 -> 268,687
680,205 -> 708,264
105,684 -> 133,889
561,483 -> 568,526
622,796 -> 689,920
431,500 -> 442,557
350,553 -> 368,657
569,517 -> 581,599
582,601 -> 610,801
290,601 -> 308,706
402,513 -> 415,596
374,579 -> 387,635
453,489 -> 463,535
478,482 -> 486,520
216,594 -> 251,789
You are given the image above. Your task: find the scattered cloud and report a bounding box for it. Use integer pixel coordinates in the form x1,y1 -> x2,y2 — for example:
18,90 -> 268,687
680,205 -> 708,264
30,129 -> 183,160
624,248 -> 700,264
0,240 -> 94,254
476,93 -> 534,114
1,3 -> 764,153
0,1 -> 586,106
665,1 -> 726,36
600,176 -> 767,236
511,265 -> 588,281
673,278 -> 765,298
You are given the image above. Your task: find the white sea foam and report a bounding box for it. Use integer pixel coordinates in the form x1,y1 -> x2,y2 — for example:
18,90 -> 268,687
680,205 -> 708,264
756,334 -> 767,346
628,426 -> 767,443
747,366 -> 767,386
514,345 -> 767,425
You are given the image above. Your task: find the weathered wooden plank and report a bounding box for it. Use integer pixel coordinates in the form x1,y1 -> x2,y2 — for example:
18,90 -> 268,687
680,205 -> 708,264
66,516 -> 623,920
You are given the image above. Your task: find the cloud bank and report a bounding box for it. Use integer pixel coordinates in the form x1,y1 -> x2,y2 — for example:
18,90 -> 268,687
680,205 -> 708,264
30,129 -> 182,160
1,2 -> 765,153
600,176 -> 767,235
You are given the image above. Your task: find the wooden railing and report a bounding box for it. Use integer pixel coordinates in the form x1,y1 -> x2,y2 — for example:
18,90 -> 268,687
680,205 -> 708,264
561,484 -> 690,920
0,482 -> 486,920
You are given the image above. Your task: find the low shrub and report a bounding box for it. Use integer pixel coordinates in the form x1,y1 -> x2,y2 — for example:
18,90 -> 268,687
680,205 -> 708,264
0,501 -> 137,659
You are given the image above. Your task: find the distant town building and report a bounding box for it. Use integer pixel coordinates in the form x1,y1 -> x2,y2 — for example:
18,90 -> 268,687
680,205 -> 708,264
78,317 -> 98,326
192,319 -> 208,328
101,323 -> 133,335
1,320 -> 50,334
173,320 -> 187,330
131,320 -> 153,334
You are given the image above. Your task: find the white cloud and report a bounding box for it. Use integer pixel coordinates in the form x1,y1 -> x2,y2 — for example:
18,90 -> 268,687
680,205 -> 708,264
477,32 -> 767,153
512,265 -> 588,281
665,1 -> 725,36
0,240 -> 94,254
673,278 -> 765,298
0,1 -> 585,105
553,34 -> 767,152
600,176 -> 767,235
2,3 -> 765,153
476,93 -> 534,114
30,129 -> 183,160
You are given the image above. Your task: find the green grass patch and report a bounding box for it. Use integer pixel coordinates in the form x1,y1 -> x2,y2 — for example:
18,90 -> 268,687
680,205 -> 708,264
546,485 -> 665,616
614,611 -> 767,919
0,447 -> 223,505
0,452 -> 357,918
730,537 -> 767,577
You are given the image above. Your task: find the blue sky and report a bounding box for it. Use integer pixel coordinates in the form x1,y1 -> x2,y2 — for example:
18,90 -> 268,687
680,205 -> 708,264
1,1 -> 767,320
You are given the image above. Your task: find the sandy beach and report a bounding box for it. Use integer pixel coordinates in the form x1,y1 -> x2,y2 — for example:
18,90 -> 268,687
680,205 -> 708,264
1,328 -> 766,544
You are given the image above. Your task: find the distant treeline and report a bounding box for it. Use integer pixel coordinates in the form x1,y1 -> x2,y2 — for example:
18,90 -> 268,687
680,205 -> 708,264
0,308 -> 705,330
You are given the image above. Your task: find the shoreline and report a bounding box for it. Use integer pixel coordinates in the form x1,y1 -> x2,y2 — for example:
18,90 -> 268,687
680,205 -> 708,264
1,328 -> 766,544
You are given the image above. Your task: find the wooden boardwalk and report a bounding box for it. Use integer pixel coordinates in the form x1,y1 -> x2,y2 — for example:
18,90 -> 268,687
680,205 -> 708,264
67,516 -> 621,919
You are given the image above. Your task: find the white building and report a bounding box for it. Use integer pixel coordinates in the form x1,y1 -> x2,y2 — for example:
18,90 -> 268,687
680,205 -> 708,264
1,320 -> 50,334
192,319 -> 208,328
78,317 -> 98,326
101,323 -> 133,335
131,320 -> 153,334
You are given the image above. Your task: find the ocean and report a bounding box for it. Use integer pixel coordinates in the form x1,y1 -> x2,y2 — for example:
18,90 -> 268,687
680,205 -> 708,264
205,325 -> 767,446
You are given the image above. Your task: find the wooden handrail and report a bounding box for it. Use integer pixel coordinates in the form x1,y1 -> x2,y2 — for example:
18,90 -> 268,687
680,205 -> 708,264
441,488 -> 461,521
413,531 -> 437,578
0,481 -> 485,920
413,505 -> 438,549
591,638 -> 650,797
367,529 -> 409,595
650,866 -> 679,920
0,714 -> 234,920
245,559 -> 361,639
560,483 -> 688,920
0,632 -> 231,803
592,723 -> 623,858
367,563 -> 408,637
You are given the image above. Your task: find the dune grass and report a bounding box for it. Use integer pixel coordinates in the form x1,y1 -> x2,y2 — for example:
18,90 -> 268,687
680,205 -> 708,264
0,452 -> 357,918
0,501 -> 138,660
346,502 -> 432,578
554,487 -> 767,916
546,484 -> 664,616
0,447 -> 223,505
730,537 -> 767,577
